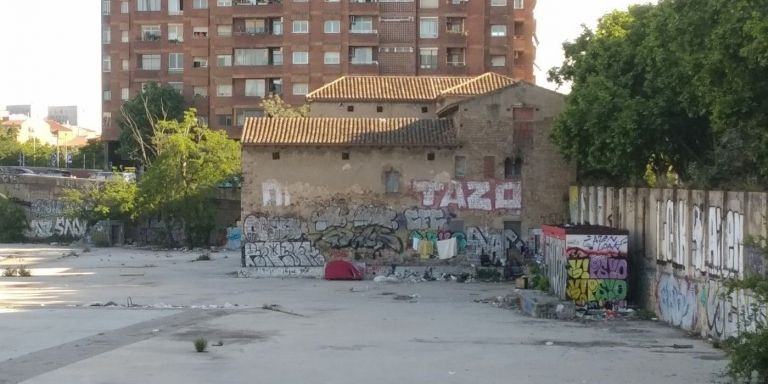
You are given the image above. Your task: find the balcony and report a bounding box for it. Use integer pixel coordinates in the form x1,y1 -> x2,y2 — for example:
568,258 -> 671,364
234,0 -> 283,15
349,0 -> 379,14
444,30 -> 467,43
349,29 -> 379,45
444,0 -> 468,13
233,30 -> 283,46
348,61 -> 380,75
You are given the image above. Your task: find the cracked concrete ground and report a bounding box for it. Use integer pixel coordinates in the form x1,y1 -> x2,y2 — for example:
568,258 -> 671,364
0,244 -> 727,384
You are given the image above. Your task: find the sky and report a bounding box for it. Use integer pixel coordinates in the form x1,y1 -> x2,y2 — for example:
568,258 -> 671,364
0,0 -> 654,133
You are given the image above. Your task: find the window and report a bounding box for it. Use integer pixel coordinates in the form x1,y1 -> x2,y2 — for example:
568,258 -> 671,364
324,20 -> 340,33
447,48 -> 465,66
137,0 -> 161,11
419,0 -> 438,8
193,57 -> 208,67
193,0 -> 208,9
103,90 -> 111,101
376,106 -> 383,113
168,0 -> 182,14
102,56 -> 111,72
122,59 -> 129,71
419,17 -> 438,38
236,109 -> 262,126
235,48 -> 269,66
491,0 -> 506,5
341,152 -> 350,160
217,84 -> 233,97
324,51 -> 340,64
385,170 -> 400,193
491,55 -> 506,67
140,54 -> 161,70
194,86 -> 208,97
272,152 -> 280,160
169,53 -> 184,72
292,51 -> 309,64
102,28 -> 111,44
193,26 -> 208,38
121,1 -> 129,13
142,25 -> 161,41
121,30 -> 129,42
513,0 -> 523,9
292,83 -> 308,95
420,48 -> 437,69
346,105 -> 354,112
350,16 -> 373,33
421,106 -> 429,113
245,79 -> 266,97
121,88 -> 130,100
483,156 -> 496,178
454,156 -> 466,179
217,54 -> 232,66
292,20 -> 308,33
272,18 -> 283,35
103,112 -> 112,128
217,24 -> 232,36
168,24 -> 184,42
271,48 -> 283,65
490,25 -> 507,37
169,82 -> 183,93
218,0 -> 232,5
349,47 -> 373,64
102,0 -> 111,14
217,114 -> 232,126
505,157 -> 522,179
427,152 -> 435,161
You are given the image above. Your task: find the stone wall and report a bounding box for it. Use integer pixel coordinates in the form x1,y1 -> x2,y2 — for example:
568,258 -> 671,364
569,186 -> 767,339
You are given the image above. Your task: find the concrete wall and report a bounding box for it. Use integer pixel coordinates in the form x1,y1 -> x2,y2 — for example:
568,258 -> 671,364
569,185 -> 768,339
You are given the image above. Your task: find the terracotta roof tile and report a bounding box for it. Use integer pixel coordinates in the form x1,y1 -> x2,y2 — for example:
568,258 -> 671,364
46,119 -> 71,133
241,117 -> 457,147
306,76 -> 473,102
440,72 -> 518,96
306,73 -> 518,102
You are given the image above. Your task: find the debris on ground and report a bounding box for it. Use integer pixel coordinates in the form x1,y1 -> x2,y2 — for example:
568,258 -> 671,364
262,303 -> 306,317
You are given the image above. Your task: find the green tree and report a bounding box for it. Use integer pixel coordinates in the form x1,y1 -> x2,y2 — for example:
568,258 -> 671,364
549,0 -> 768,187
62,178 -> 138,228
261,95 -> 309,117
0,196 -> 27,242
118,82 -> 185,166
138,109 -> 240,247
0,125 -> 21,165
74,139 -> 107,170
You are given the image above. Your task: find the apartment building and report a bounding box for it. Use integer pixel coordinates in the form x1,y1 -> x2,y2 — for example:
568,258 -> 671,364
101,0 -> 537,149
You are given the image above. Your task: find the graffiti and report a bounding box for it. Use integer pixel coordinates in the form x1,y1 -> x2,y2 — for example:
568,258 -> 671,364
29,217 -> 86,239
403,208 -> 447,230
691,205 -> 704,271
239,267 -> 323,278
707,208 -> 743,277
262,180 -> 291,207
316,226 -> 403,254
569,186 -> 579,224
465,227 -> 522,266
545,236 -> 567,299
571,235 -> 627,253
676,200 -> 687,266
745,246 -> 766,276
656,274 -> 697,330
226,227 -> 242,250
656,200 -> 675,262
724,210 -> 743,277
411,180 -> 521,211
561,234 -> 629,306
351,206 -> 398,229
566,279 -> 627,303
310,206 -> 348,231
244,241 -> 324,267
0,174 -> 19,183
243,215 -> 304,242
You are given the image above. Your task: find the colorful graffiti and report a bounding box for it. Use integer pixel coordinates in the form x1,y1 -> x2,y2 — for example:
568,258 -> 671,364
411,180 -> 521,211
564,234 -> 628,306
656,274 -> 697,330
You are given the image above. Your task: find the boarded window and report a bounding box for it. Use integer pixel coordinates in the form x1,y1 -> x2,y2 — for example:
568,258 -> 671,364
513,107 -> 534,121
483,156 -> 495,179
385,170 -> 400,193
504,157 -> 522,179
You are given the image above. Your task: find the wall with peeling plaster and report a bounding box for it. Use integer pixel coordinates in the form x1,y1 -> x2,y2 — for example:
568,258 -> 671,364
569,186 -> 768,339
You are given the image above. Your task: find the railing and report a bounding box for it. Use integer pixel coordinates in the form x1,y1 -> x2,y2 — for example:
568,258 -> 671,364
350,29 -> 378,34
446,61 -> 466,67
236,0 -> 282,5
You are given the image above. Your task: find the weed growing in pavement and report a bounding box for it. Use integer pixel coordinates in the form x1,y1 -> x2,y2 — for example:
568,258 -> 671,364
17,265 -> 31,277
3,267 -> 17,277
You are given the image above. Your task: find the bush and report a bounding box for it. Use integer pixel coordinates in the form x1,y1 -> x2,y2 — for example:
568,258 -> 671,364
194,337 -> 208,353
17,265 -> 31,277
0,198 -> 27,242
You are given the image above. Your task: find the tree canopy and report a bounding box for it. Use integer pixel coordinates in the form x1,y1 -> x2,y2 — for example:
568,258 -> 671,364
261,95 -> 309,118
549,0 -> 768,188
118,82 -> 185,166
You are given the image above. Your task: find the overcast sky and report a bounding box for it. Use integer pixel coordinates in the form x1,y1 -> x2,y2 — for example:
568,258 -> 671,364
0,0 -> 654,132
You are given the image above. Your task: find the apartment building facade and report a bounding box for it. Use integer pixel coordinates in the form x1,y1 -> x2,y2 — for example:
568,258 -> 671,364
101,0 -> 537,148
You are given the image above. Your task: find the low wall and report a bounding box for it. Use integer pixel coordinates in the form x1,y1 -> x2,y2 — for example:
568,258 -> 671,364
569,186 -> 767,339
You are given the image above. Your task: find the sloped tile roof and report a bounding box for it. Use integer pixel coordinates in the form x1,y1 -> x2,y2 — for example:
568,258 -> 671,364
306,76 -> 473,102
440,72 -> 518,96
241,117 -> 457,147
305,72 -> 518,102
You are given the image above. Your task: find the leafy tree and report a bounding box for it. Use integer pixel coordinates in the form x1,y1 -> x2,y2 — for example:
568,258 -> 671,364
118,82 -> 185,166
0,197 -> 27,242
137,109 -> 240,246
74,139 -> 107,170
62,178 -> 138,228
0,125 -> 21,165
261,95 -> 309,117
549,0 -> 768,188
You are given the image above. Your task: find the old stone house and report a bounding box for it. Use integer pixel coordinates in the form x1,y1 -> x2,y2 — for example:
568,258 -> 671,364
240,74 -> 574,274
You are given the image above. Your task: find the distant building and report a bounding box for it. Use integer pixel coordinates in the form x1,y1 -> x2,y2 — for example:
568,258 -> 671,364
2,117 -> 97,149
47,105 -> 78,125
4,105 -> 31,117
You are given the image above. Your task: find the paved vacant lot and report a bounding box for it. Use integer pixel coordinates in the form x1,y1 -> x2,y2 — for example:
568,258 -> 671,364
0,244 -> 726,384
